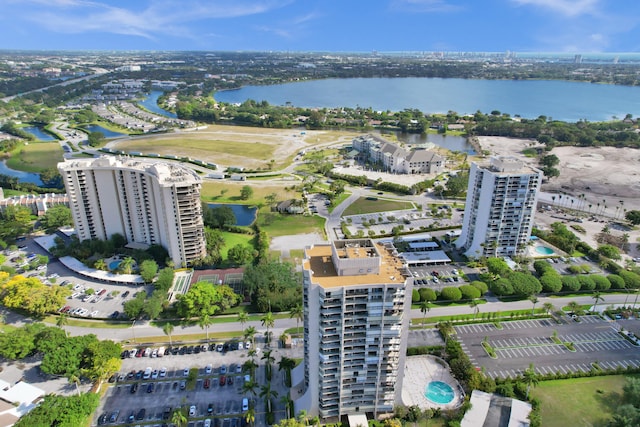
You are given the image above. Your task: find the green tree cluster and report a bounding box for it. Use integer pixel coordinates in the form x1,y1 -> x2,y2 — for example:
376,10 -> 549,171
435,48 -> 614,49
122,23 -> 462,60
0,272 -> 70,316
243,261 -> 301,312
176,281 -> 241,318
14,393 -> 100,427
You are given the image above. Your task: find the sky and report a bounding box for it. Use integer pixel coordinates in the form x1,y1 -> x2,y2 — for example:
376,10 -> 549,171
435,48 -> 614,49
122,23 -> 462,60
1,0 -> 639,53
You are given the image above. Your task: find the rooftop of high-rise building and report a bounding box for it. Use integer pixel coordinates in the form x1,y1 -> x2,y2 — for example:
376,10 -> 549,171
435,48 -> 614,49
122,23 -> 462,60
482,156 -> 541,175
58,155 -> 201,185
303,239 -> 407,288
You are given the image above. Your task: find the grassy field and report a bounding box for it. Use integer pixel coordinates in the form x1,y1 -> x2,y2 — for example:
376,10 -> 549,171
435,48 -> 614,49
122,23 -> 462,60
220,231 -> 254,260
531,375 -> 636,427
7,142 -> 63,172
258,212 -> 326,237
201,181 -> 298,204
343,197 -> 414,216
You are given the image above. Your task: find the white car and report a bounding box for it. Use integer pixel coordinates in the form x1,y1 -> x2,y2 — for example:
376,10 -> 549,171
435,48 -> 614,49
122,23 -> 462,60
189,405 -> 197,416
245,341 -> 251,349
159,367 -> 167,377
205,364 -> 212,374
151,369 -> 159,379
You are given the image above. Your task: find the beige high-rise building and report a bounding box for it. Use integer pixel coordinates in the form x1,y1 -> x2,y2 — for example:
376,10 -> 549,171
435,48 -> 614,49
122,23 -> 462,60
455,156 -> 542,258
58,156 -> 206,267
295,239 -> 412,420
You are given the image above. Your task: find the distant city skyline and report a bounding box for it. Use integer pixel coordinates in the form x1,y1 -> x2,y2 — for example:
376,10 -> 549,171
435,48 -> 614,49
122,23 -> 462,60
1,0 -> 639,53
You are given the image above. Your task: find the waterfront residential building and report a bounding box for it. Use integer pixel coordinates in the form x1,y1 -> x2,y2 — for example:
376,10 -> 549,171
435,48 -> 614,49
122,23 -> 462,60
455,156 -> 542,258
295,239 -> 412,420
58,156 -> 206,267
352,134 -> 444,174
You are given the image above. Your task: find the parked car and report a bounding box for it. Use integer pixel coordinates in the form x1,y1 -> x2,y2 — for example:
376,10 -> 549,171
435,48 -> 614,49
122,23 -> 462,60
189,405 -> 197,417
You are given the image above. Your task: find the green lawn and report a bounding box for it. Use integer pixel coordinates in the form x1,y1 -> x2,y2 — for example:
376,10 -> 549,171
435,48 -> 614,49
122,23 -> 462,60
258,212 -> 326,237
201,182 -> 298,204
343,197 -> 414,216
531,375 -> 636,427
7,142 -> 64,172
220,231 -> 254,260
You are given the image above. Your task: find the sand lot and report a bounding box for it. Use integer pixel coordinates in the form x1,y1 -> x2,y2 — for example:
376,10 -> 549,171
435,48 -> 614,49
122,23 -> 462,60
476,136 -> 640,212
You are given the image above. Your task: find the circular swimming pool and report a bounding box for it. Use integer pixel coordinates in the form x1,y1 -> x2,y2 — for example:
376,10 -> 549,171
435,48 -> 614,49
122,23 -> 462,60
535,246 -> 555,255
424,381 -> 455,405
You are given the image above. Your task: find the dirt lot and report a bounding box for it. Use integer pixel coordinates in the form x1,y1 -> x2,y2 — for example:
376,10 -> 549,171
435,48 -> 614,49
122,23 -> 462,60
110,125 -> 357,170
476,136 -> 640,212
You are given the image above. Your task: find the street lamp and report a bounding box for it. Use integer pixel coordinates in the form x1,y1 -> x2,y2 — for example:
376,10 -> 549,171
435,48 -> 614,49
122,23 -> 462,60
131,320 -> 136,343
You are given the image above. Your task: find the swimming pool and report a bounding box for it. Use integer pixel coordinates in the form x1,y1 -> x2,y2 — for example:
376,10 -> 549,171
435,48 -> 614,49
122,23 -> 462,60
535,246 -> 555,255
424,381 -> 455,405
109,260 -> 121,271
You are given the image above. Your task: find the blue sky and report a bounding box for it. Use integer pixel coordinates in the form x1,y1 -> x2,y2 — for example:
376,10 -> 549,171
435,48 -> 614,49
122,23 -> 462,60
1,0 -> 639,52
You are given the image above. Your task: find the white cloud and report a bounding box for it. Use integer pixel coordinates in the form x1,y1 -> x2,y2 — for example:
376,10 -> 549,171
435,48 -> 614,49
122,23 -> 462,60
10,0 -> 293,39
390,0 -> 463,13
511,0 -> 599,17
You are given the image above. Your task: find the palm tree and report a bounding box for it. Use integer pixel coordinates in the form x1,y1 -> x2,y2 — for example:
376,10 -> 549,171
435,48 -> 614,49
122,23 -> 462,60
529,295 -> 539,316
242,379 -> 259,397
163,323 -> 175,346
419,301 -> 430,329
522,363 -> 539,399
261,311 -> 275,346
542,302 -> 554,315
247,348 -> 257,362
244,326 -> 257,346
280,394 -> 293,419
567,301 -> 582,316
198,314 -> 212,340
591,291 -> 604,313
56,313 -> 69,329
68,372 -> 81,396
289,304 -> 303,335
278,356 -> 296,387
94,258 -> 107,271
119,256 -> 135,274
259,383 -> 278,410
297,410 -> 310,426
244,407 -> 256,427
237,312 -> 249,329
469,299 -> 480,319
262,349 -> 275,381
171,408 -> 188,427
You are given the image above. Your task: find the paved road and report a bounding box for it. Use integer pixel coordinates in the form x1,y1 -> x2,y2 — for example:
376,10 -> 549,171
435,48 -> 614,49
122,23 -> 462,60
4,293 -> 635,344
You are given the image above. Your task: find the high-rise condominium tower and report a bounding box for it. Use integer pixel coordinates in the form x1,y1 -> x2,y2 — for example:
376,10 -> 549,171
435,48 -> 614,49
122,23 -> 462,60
455,156 -> 542,258
58,156 -> 206,267
296,239 -> 411,420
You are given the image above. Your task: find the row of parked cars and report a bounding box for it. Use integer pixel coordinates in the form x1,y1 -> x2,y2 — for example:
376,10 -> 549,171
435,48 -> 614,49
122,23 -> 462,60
121,341 -> 253,359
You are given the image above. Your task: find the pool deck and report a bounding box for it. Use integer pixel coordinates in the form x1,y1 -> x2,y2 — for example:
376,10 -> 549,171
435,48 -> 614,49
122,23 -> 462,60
526,239 -> 566,258
401,355 -> 464,410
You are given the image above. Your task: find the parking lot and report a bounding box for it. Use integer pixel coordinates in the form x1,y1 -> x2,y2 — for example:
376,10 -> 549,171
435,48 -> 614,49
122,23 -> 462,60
454,316 -> 640,379
4,238 -> 152,321
96,341 -> 299,427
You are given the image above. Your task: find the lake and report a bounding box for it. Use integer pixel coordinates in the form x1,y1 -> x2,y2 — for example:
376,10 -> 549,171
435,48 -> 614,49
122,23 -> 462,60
85,125 -> 126,138
138,91 -> 177,118
23,126 -> 56,141
207,203 -> 257,226
0,161 -> 43,185
214,77 -> 640,122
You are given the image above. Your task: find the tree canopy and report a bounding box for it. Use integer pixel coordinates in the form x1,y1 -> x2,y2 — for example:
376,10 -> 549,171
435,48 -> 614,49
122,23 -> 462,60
0,273 -> 70,316
176,281 -> 241,318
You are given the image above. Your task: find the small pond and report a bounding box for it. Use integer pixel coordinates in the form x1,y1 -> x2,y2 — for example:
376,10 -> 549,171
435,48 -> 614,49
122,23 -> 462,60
23,126 -> 56,141
207,203 -> 257,226
85,125 -> 126,138
0,161 -> 43,185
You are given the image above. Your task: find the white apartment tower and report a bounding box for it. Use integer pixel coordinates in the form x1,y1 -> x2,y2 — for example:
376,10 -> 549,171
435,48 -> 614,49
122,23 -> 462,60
455,156 -> 542,258
58,156 -> 206,267
296,239 -> 412,420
